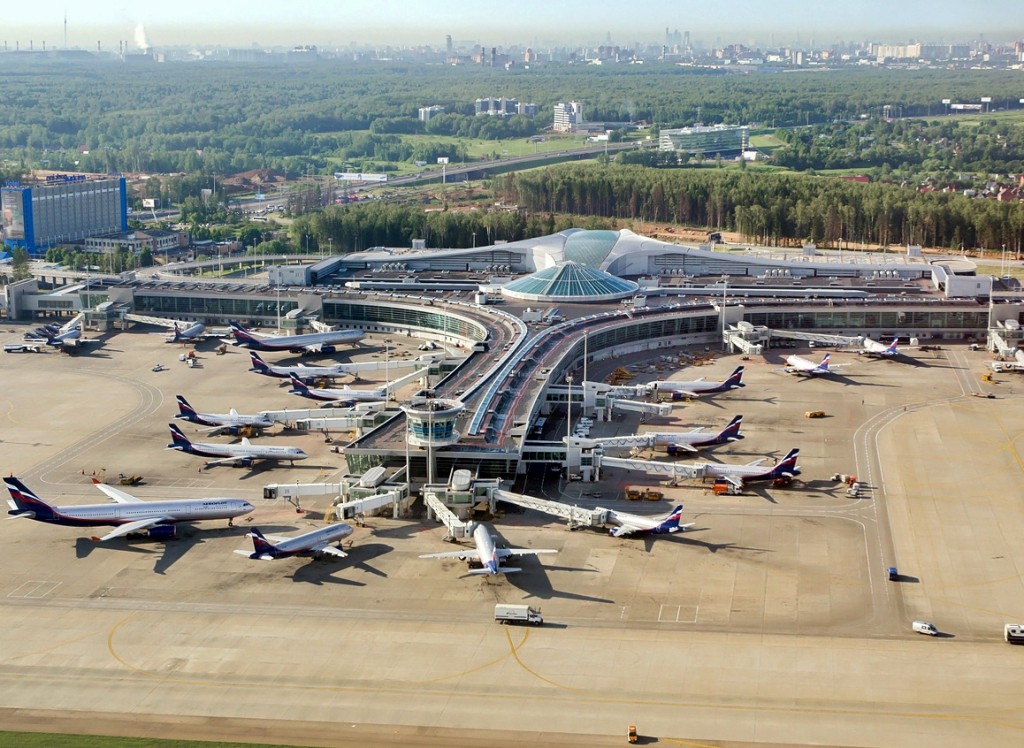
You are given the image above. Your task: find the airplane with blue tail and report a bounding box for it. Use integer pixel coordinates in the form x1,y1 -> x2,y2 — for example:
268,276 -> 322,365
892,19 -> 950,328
174,395 -> 274,435
860,337 -> 900,358
288,372 -> 386,405
166,423 -> 307,468
601,503 -> 693,537
228,321 -> 364,354
235,525 -> 353,560
647,365 -> 745,400
701,448 -> 802,488
4,476 -> 253,542
783,352 -> 849,377
248,351 -> 354,382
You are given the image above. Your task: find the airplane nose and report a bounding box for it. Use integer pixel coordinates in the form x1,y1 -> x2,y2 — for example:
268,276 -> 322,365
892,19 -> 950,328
242,502 -> 255,512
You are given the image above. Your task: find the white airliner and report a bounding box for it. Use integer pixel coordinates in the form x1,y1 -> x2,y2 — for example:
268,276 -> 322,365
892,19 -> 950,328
167,424 -> 308,467
248,351 -> 354,382
860,337 -> 900,358
24,313 -> 83,348
174,395 -> 274,435
163,321 -> 208,343
597,415 -> 744,455
646,366 -> 745,399
288,373 -> 387,405
700,448 -> 802,488
229,321 -> 364,353
235,525 -> 353,560
4,476 -> 254,541
419,522 -> 558,575
602,504 -> 694,537
783,352 -> 847,376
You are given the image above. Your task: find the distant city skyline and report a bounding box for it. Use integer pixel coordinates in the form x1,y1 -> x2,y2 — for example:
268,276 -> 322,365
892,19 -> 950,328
3,1 -> 1023,50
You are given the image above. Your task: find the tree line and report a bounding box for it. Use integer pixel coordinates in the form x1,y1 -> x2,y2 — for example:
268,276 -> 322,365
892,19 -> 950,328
494,164 -> 1024,252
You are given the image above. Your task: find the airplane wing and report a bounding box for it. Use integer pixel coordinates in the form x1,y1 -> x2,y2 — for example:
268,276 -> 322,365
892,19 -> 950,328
313,544 -> 348,558
96,517 -> 171,541
745,458 -> 769,467
204,455 -> 254,467
419,550 -> 471,559
499,548 -> 558,557
670,442 -> 699,453
610,524 -> 643,537
92,483 -> 144,504
673,388 -> 701,398
303,344 -> 324,353
468,567 -> 520,575
722,475 -> 744,488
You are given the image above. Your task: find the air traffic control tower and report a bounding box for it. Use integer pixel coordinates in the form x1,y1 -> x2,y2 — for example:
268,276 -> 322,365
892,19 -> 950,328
402,398 -> 466,486
402,398 -> 465,448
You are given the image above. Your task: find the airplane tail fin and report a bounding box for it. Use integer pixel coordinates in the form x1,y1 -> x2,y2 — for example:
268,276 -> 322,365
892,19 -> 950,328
175,395 -> 198,421
229,321 -> 257,346
819,353 -> 831,370
656,504 -> 685,533
288,373 -> 310,393
469,566 -> 520,575
3,477 -> 56,519
167,423 -> 193,450
248,352 -> 269,372
249,528 -> 280,558
724,366 -> 745,388
772,449 -> 801,478
718,415 -> 744,443
887,338 -> 899,352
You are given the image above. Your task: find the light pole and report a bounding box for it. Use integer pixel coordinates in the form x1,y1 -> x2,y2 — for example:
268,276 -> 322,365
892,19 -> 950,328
720,274 -> 729,350
383,337 -> 392,400
276,287 -> 282,332
566,374 -> 574,442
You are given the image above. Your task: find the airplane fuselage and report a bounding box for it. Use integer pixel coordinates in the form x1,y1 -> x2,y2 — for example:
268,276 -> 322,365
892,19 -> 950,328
9,498 -> 253,528
259,524 -> 353,558
169,440 -> 307,462
233,327 -> 364,351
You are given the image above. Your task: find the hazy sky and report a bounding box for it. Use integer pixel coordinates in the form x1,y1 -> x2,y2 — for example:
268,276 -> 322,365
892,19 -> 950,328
5,1 -> 1022,49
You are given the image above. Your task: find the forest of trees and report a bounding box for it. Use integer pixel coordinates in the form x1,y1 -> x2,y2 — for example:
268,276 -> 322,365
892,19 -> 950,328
1,62 -> 1022,178
494,165 -> 1024,252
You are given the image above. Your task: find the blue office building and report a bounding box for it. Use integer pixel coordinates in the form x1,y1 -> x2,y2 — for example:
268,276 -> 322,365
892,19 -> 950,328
2,175 -> 128,254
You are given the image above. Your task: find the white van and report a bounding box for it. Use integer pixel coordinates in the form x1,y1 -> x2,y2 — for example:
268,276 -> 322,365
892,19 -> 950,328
912,620 -> 938,636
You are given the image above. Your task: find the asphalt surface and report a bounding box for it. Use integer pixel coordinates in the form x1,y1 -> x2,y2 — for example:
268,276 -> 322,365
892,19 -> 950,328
1,325 -> 1024,747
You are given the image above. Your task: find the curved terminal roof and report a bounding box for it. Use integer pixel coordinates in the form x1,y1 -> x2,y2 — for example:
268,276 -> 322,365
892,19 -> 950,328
562,229 -> 621,268
501,261 -> 639,302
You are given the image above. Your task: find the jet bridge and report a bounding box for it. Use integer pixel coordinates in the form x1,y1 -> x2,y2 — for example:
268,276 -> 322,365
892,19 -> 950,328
424,491 -> 472,539
494,489 -> 606,529
597,455 -> 703,481
608,398 -> 673,418
768,330 -> 861,347
331,490 -> 404,521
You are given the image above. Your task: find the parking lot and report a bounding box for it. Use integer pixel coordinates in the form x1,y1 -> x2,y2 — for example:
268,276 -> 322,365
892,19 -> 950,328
2,325 -> 1024,747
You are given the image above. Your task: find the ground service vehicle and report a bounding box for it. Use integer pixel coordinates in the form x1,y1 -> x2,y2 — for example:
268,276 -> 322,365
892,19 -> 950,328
1005,624 -> 1024,644
887,566 -> 899,581
627,723 -> 638,743
494,604 -> 543,625
912,621 -> 938,636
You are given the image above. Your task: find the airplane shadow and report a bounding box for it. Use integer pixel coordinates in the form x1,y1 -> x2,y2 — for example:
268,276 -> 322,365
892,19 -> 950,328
347,541 -> 392,578
289,560 -> 366,586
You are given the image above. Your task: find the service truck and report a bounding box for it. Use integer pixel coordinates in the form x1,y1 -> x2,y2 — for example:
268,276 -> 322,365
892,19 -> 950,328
494,604 -> 543,626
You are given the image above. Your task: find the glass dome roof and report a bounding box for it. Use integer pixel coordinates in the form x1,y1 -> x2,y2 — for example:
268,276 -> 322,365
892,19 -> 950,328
501,261 -> 639,302
562,230 -> 621,268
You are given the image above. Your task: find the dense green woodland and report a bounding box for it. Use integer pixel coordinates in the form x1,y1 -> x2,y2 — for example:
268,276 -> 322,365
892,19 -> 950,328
1,63 -> 1021,176
495,165 -> 1024,251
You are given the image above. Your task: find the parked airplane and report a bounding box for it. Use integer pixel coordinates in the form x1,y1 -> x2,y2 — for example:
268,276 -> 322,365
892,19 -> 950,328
288,373 -> 387,405
166,423 -> 308,467
783,353 -> 847,376
248,351 -> 354,382
234,525 -> 353,560
4,476 -> 253,541
419,522 -> 557,575
646,366 -> 745,399
602,503 -> 693,537
228,321 -> 364,354
164,321 -> 207,343
24,313 -> 84,348
701,448 -> 802,488
657,415 -> 744,454
175,395 -> 274,435
859,337 -> 900,358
